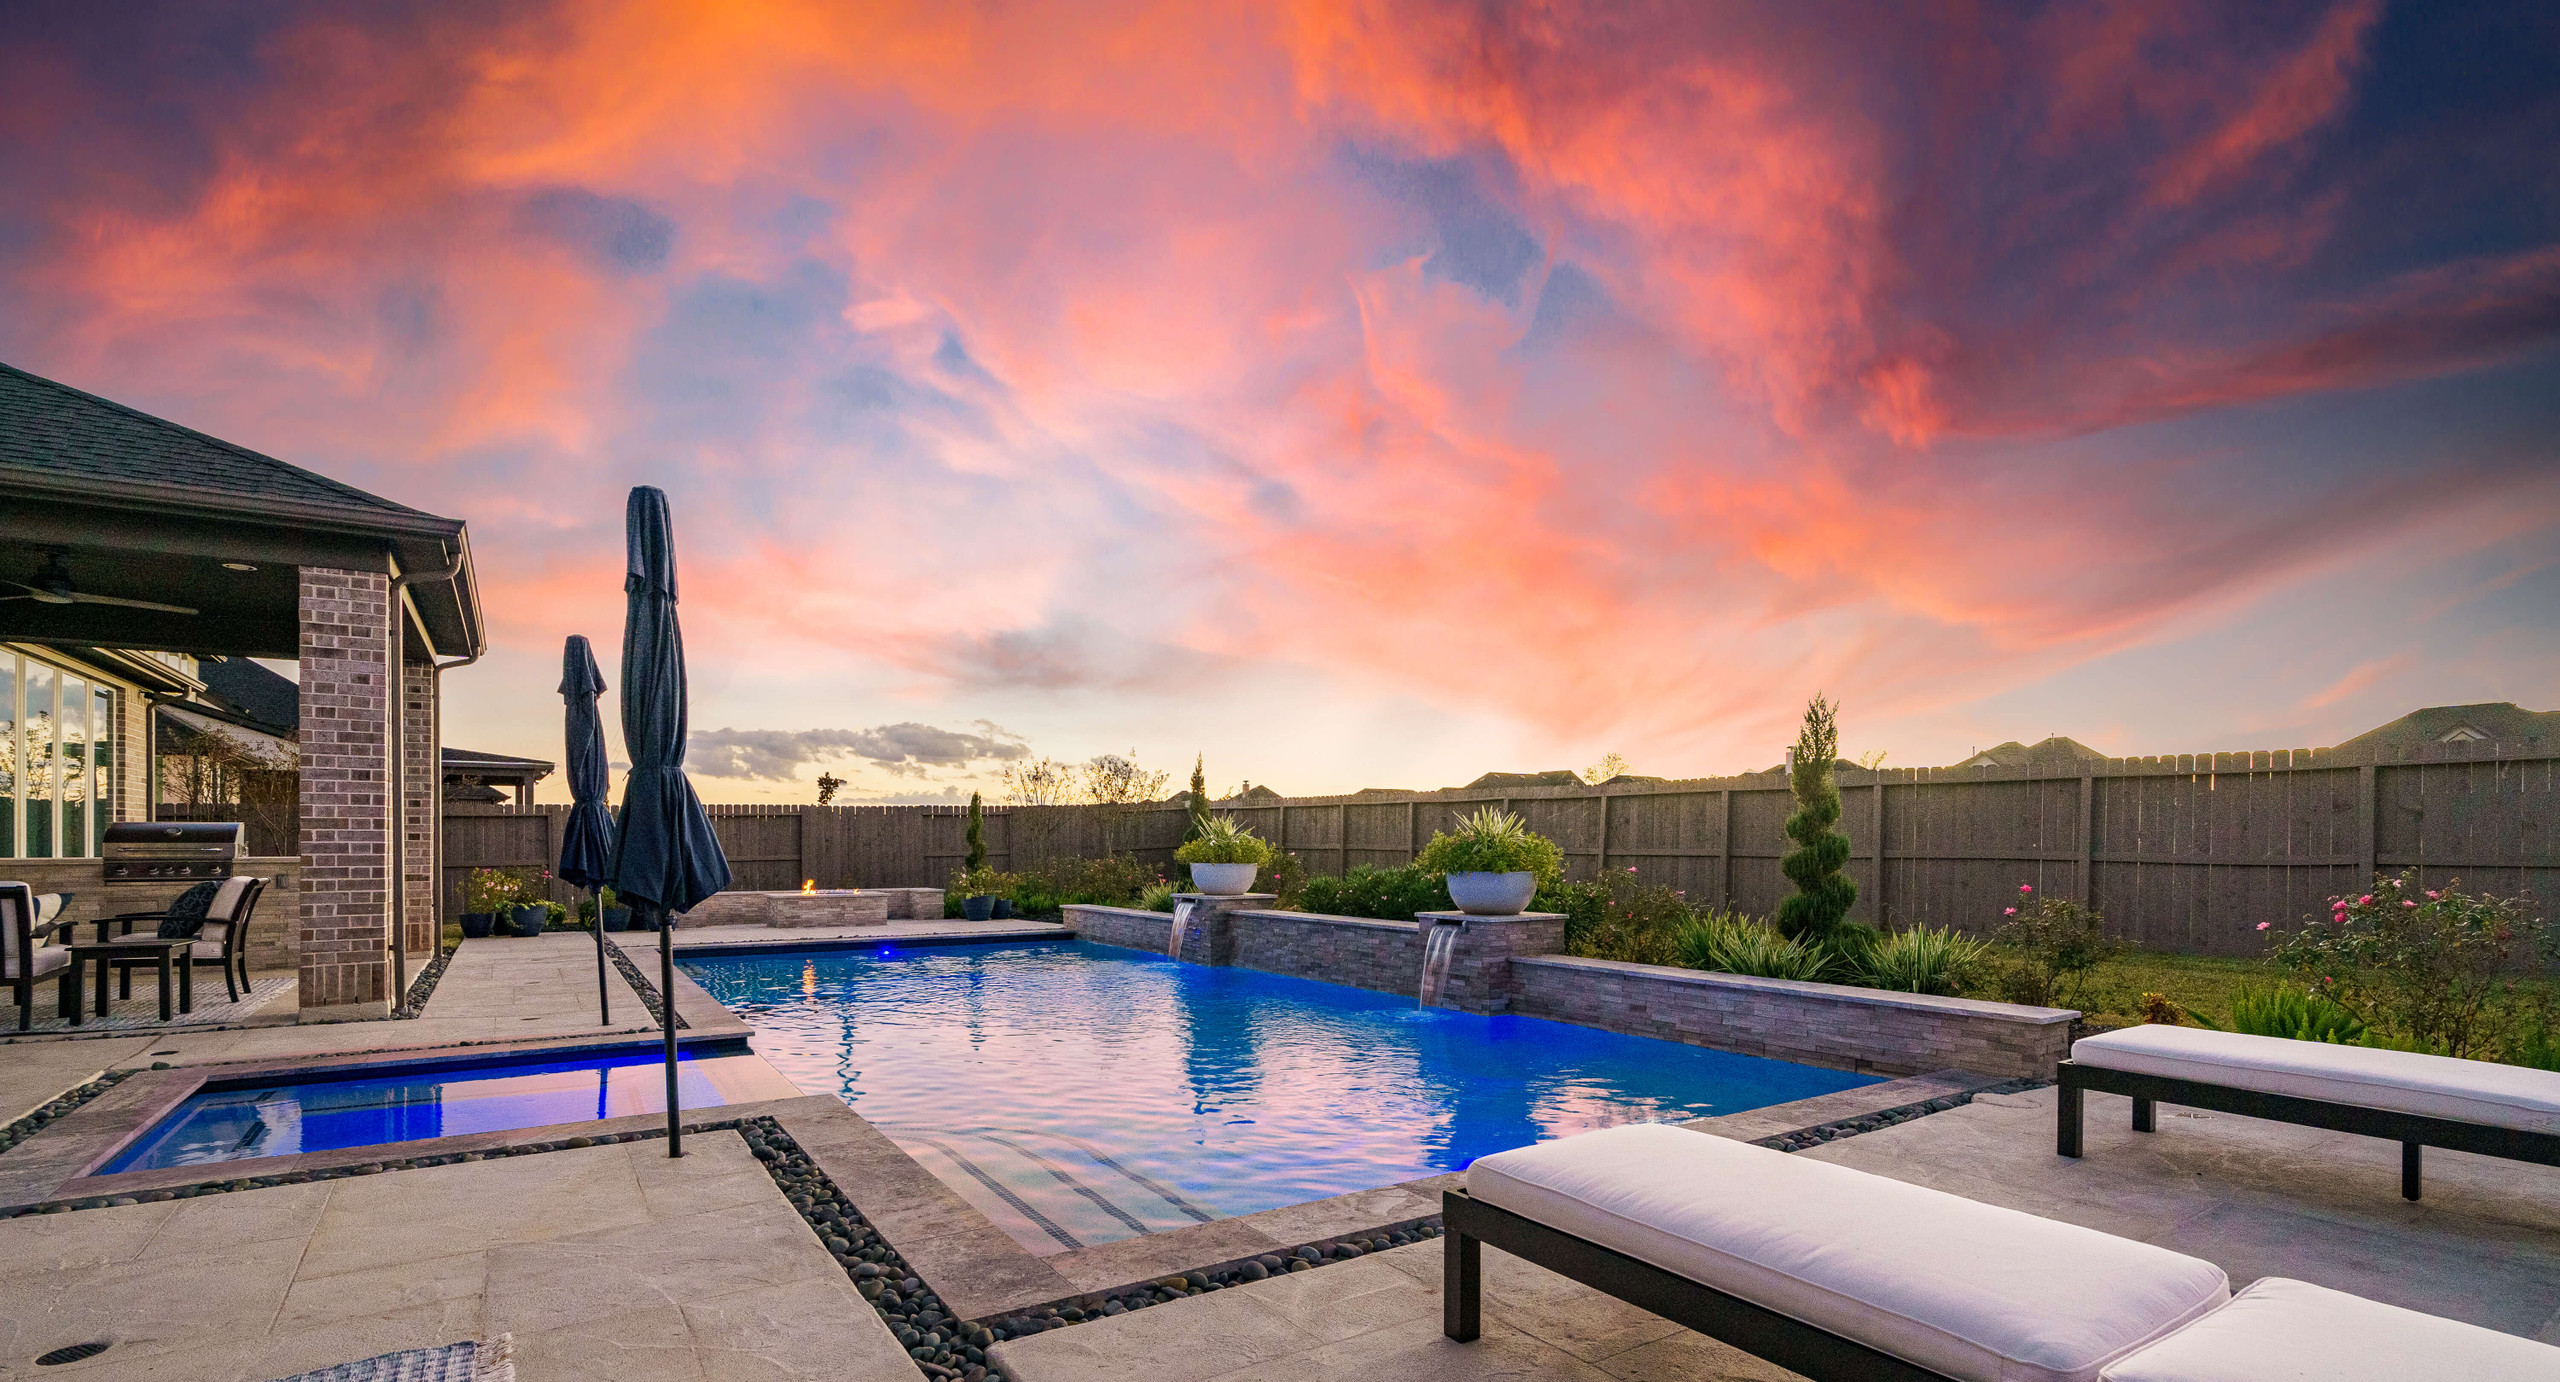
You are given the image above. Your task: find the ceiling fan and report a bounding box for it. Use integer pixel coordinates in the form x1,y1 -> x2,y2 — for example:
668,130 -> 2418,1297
0,553 -> 199,616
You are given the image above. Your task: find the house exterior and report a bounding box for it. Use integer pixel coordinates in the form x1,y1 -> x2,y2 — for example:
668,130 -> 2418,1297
1,360 -> 485,1021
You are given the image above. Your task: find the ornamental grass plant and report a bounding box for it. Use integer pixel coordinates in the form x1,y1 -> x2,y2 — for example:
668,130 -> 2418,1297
1174,815 -> 1275,867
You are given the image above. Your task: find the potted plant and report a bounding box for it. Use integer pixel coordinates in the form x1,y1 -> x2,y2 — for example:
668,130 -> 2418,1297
599,885 -> 631,932
461,867 -> 520,939
1416,807 -> 1563,915
1175,816 -> 1273,896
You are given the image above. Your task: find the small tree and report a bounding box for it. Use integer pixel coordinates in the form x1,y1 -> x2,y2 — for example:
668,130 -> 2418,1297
815,771 -> 845,805
1776,694 -> 1858,945
1583,751 -> 1631,785
1186,754 -> 1211,840
964,791 -> 988,875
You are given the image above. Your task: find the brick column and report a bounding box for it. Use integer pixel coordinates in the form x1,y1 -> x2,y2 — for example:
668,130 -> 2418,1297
299,568 -> 395,1021
1169,892 -> 1275,965
1417,910 -> 1566,1014
401,659 -> 439,959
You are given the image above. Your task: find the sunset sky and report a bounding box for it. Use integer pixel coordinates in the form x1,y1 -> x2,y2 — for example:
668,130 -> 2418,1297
4,1 -> 2555,804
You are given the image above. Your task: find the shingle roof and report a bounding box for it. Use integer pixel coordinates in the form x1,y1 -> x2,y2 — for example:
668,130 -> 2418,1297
197,656 -> 301,736
0,360 -> 450,529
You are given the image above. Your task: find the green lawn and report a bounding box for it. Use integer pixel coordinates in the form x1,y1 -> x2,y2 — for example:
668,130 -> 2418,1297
1976,949 -> 2281,1028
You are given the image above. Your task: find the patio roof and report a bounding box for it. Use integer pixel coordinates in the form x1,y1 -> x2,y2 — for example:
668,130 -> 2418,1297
0,361 -> 483,660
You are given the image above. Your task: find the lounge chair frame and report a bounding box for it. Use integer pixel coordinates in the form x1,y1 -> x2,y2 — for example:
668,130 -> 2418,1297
1440,1189 -> 1952,1382
3,883 -> 79,1031
2056,1059 -> 2560,1201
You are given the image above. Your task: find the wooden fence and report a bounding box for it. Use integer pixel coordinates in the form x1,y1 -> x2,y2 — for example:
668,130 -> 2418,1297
440,739 -> 2557,957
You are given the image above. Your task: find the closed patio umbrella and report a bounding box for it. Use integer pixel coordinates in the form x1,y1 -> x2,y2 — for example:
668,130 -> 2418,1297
556,634 -> 615,1026
607,485 -> 732,1157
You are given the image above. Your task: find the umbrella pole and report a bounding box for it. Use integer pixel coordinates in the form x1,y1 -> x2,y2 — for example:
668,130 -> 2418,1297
660,907 -> 682,1157
593,886 -> 612,1025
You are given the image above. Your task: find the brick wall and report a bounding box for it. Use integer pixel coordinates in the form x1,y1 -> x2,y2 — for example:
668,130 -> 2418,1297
297,567 -> 393,1019
1509,956 -> 2075,1079
1062,904 -> 1180,953
400,658 -> 437,957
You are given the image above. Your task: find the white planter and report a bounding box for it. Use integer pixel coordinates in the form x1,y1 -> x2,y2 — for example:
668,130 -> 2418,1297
1447,871 -> 1537,916
1188,862 -> 1260,896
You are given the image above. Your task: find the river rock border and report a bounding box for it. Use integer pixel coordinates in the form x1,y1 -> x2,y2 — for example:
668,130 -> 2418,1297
392,946 -> 456,1018
607,940 -> 688,1029
1751,1077 -> 2046,1153
0,1071 -> 136,1158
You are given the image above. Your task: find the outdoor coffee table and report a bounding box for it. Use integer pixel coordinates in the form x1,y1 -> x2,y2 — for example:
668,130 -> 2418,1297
62,937 -> 193,1024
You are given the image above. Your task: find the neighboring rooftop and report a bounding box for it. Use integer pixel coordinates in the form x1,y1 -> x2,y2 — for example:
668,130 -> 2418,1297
1948,736 -> 2109,770
2331,702 -> 2556,760
195,655 -> 301,736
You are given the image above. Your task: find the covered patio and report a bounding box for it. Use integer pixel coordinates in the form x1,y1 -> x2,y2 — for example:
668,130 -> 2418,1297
1,360 -> 485,1023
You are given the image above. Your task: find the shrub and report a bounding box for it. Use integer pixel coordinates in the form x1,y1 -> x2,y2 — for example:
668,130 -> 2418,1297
1141,882 -> 1178,913
2270,871 -> 2550,1059
1989,887 -> 2125,1008
1175,815 -> 1275,867
2219,982 -> 2366,1044
1776,695 -> 1858,945
1556,869 -> 1694,966
964,792 -> 988,875
466,867 -> 540,914
1415,807 -> 1564,886
1260,848 -> 1308,909
1299,864 -> 1451,922
1186,756 -> 1210,841
1858,925 -> 1990,996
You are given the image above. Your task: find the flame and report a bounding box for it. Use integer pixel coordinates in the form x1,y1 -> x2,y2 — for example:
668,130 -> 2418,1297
802,879 -> 816,895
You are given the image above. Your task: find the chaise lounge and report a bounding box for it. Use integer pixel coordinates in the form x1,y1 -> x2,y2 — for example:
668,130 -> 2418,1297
1441,1121 -> 2560,1381
2057,1023 -> 2560,1200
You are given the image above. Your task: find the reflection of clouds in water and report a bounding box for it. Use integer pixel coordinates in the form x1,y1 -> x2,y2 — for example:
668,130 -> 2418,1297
689,941 -> 1874,1253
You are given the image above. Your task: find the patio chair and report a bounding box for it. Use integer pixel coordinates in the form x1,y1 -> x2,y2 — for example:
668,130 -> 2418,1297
101,876 -> 265,1004
2,882 -> 77,1031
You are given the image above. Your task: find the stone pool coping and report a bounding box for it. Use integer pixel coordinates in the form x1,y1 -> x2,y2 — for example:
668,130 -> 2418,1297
0,1026 -> 761,1207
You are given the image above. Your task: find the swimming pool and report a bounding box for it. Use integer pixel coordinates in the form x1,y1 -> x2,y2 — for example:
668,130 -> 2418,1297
104,1048 -> 802,1173
683,939 -> 1878,1255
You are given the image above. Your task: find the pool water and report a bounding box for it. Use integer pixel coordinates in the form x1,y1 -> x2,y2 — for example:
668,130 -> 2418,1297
683,939 -> 1877,1255
104,1049 -> 801,1173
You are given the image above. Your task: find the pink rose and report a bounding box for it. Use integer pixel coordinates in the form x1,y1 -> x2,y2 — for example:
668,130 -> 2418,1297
2426,891 -> 2440,900
2402,900 -> 2416,908
2358,895 -> 2373,905
2004,907 -> 2018,916
2256,922 -> 2271,930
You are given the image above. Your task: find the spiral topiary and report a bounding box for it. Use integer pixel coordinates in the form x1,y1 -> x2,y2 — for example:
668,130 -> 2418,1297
1776,694 -> 1859,944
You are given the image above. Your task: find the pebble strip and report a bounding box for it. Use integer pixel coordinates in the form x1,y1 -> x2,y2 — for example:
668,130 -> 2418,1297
738,1116 -> 1445,1382
1752,1077 -> 2046,1153
606,939 -> 689,1029
391,947 -> 457,1019
0,1071 -> 136,1158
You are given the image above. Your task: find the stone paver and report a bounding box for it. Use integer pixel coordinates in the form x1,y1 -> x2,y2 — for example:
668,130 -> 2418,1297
0,1130 -> 915,1382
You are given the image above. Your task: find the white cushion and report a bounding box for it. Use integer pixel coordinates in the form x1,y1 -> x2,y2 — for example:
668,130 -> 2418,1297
2072,1024 -> 2560,1135
2103,1277 -> 2560,1381
1468,1123 -> 2229,1382
205,875 -> 253,921
33,891 -> 65,926
189,938 -> 227,961
3,945 -> 71,980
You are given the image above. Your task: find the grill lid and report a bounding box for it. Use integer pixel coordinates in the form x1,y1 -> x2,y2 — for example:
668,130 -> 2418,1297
103,822 -> 242,854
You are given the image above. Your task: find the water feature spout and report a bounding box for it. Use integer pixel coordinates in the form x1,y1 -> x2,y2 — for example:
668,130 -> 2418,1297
1418,918 -> 1461,1008
1168,900 -> 1197,958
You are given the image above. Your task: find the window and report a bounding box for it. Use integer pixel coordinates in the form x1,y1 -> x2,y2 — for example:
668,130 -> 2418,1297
0,649 -> 116,859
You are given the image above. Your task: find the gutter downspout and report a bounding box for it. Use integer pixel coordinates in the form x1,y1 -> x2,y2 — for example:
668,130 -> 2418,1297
389,555 -> 470,1009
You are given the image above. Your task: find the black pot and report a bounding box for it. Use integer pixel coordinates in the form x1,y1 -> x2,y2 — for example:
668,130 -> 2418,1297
992,898 -> 1014,920
460,912 -> 495,939
510,903 -> 548,937
601,906 -> 631,932
962,894 -> 997,922
627,909 -> 659,932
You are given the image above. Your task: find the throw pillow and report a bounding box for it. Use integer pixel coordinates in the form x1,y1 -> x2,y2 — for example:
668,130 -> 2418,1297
157,881 -> 222,939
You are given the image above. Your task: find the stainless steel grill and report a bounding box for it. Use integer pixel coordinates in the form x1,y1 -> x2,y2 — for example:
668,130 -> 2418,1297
102,822 -> 241,883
